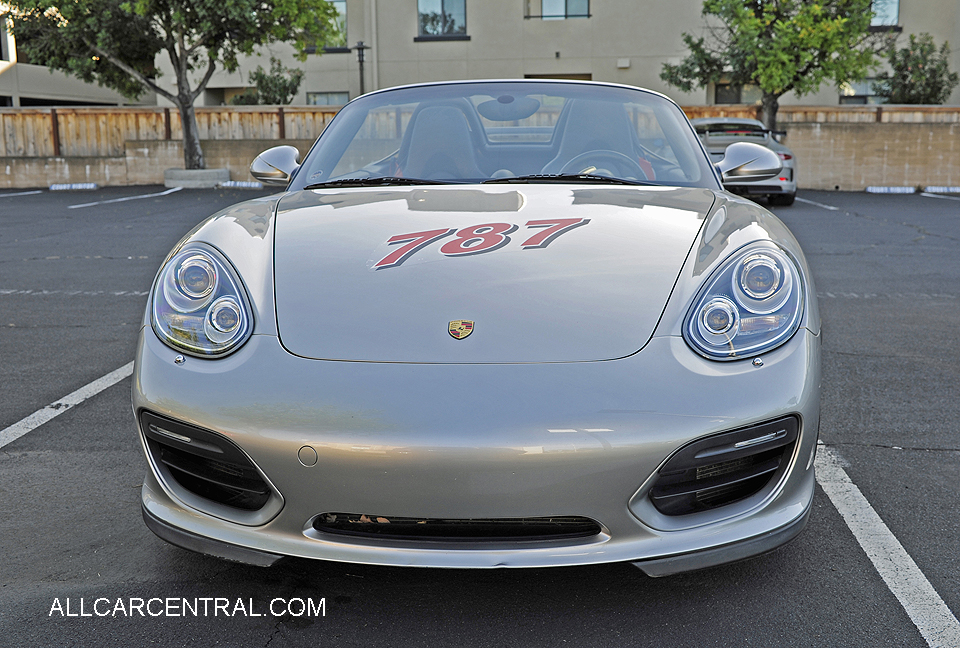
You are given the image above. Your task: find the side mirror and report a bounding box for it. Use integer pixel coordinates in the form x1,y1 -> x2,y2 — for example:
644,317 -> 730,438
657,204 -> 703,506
250,146 -> 301,186
716,142 -> 782,183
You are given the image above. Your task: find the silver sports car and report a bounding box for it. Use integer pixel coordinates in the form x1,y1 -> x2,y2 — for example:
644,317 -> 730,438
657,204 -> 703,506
134,80 -> 820,576
692,117 -> 798,207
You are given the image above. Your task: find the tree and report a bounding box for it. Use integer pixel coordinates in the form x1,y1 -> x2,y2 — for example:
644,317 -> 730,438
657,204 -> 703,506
2,0 -> 340,169
872,33 -> 960,104
661,0 -> 880,130
230,57 -> 305,106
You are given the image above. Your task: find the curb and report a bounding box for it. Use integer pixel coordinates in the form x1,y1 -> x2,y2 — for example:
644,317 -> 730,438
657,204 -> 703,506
866,186 -> 960,194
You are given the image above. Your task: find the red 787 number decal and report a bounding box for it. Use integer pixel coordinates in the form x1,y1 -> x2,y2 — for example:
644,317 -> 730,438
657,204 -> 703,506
374,218 -> 589,269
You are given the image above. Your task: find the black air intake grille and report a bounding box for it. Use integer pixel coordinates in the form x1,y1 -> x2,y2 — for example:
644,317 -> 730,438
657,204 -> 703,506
140,411 -> 270,511
313,513 -> 602,542
649,416 -> 800,516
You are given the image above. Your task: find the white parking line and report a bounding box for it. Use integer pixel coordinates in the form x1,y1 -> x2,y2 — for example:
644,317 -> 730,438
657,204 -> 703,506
816,445 -> 960,648
68,186 -> 182,209
920,193 -> 960,202
0,362 -> 134,449
795,197 -> 840,211
0,190 -> 43,198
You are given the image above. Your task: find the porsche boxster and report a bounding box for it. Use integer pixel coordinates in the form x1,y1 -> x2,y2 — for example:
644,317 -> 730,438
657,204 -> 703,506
134,79 -> 820,576
692,117 -> 798,207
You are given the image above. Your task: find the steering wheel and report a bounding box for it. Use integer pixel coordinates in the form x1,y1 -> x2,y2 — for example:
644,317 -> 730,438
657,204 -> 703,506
558,150 -> 649,181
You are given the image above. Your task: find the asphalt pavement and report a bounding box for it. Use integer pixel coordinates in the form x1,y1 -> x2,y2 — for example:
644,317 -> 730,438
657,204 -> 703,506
0,186 -> 957,647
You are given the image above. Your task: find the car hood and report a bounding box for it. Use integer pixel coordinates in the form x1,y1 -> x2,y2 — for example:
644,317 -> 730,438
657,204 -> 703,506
273,185 -> 715,363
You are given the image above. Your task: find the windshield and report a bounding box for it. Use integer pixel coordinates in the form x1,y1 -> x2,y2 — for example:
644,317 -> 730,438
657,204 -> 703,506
693,120 -> 771,144
290,81 -> 718,190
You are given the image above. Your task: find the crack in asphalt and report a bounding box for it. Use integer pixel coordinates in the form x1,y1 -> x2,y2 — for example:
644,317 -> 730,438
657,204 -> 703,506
264,619 -> 284,647
824,441 -> 960,453
0,289 -> 149,296
805,244 -> 880,256
818,292 -> 957,300
0,255 -> 152,262
823,349 -> 951,362
3,323 -> 134,330
826,201 -> 960,244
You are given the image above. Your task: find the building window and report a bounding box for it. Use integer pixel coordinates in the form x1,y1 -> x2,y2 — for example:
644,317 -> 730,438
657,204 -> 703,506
871,0 -> 898,27
326,1 -> 348,49
305,0 -> 348,52
417,0 -> 467,38
839,79 -> 884,105
307,91 -> 350,106
525,73 -> 592,81
526,0 -> 590,19
714,83 -> 761,105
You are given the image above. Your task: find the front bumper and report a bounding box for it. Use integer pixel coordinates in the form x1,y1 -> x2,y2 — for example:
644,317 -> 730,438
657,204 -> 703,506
134,327 -> 820,573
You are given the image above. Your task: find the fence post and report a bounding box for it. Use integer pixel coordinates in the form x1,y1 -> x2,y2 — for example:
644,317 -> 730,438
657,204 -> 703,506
278,107 -> 285,140
50,109 -> 61,157
164,108 -> 171,140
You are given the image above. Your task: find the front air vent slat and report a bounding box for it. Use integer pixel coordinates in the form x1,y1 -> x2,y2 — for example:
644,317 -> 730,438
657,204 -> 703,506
650,455 -> 781,502
159,447 -> 269,495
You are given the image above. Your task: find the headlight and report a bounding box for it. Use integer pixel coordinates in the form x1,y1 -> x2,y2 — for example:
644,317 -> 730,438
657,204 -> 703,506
151,244 -> 253,357
684,244 -> 803,360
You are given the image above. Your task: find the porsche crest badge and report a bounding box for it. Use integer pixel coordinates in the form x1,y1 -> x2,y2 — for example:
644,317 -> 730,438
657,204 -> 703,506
448,320 -> 474,340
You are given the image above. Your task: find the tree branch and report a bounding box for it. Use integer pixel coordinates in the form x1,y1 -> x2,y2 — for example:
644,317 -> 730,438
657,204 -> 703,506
83,40 -> 179,105
176,28 -> 189,93
189,55 -> 219,103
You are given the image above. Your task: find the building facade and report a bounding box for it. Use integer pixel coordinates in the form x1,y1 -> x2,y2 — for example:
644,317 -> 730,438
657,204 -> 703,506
4,1 -> 959,108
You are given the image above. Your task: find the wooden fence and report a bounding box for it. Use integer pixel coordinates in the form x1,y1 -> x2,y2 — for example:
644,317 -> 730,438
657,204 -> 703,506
0,106 -> 341,159
683,104 -> 960,124
2,104 -> 960,190
4,104 -> 960,160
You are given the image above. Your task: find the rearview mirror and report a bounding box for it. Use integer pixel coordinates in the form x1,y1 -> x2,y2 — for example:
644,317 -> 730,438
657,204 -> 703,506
250,146 -> 301,186
716,142 -> 782,183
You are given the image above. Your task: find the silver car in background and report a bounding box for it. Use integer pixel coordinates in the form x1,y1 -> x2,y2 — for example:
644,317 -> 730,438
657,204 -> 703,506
135,80 -> 819,576
692,117 -> 798,206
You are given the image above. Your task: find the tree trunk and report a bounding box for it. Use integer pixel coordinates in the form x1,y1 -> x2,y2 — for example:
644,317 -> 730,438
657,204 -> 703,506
177,100 -> 205,170
758,93 -> 780,132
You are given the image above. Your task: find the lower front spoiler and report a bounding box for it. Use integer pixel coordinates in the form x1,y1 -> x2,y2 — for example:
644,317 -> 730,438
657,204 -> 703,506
632,505 -> 811,577
142,505 -> 283,568
143,500 -> 810,575
726,184 -> 793,196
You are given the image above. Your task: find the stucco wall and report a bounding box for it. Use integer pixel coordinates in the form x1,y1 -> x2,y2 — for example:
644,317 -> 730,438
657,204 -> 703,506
1,139 -> 315,189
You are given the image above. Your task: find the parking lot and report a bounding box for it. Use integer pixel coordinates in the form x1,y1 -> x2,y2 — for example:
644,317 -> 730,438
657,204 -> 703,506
0,186 -> 958,647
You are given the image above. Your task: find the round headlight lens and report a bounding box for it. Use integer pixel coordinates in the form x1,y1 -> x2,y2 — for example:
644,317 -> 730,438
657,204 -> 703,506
163,254 -> 219,314
204,297 -> 243,343
740,255 -> 781,299
152,245 -> 252,357
698,297 -> 739,340
177,257 -> 217,299
732,251 -> 792,314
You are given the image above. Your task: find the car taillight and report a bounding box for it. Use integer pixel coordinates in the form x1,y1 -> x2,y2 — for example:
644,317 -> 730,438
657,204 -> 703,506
777,153 -> 792,161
